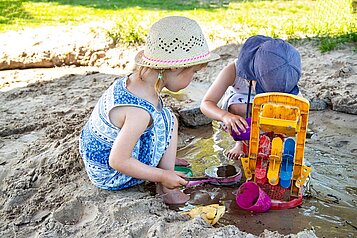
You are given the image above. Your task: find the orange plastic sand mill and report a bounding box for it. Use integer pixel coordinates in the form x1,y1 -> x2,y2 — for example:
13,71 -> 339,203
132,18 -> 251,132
241,92 -> 311,209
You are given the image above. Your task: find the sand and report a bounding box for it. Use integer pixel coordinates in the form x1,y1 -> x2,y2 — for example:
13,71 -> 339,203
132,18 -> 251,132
0,23 -> 356,237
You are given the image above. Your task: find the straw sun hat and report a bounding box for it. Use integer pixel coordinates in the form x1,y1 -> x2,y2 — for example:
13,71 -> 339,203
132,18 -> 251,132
135,16 -> 220,69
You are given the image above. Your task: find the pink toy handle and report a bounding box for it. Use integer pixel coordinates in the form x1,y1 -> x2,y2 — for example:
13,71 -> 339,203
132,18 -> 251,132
185,179 -> 213,188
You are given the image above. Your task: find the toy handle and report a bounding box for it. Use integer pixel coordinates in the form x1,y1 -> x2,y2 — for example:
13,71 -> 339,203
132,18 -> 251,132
185,179 -> 212,188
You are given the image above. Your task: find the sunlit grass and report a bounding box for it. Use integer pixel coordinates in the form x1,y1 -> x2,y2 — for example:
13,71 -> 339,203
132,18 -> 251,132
0,0 -> 356,51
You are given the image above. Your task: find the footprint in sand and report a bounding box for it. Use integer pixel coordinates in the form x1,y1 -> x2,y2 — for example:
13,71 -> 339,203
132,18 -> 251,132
53,199 -> 83,225
52,198 -> 98,226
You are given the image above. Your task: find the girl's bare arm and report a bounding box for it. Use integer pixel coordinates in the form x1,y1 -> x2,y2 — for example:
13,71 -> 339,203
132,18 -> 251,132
200,62 -> 236,121
108,106 -> 187,188
201,63 -> 249,134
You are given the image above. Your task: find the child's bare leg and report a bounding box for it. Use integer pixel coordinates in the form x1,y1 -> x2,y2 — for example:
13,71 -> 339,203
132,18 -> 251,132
175,157 -> 190,166
226,141 -> 244,160
156,183 -> 189,205
157,116 -> 189,204
226,103 -> 249,160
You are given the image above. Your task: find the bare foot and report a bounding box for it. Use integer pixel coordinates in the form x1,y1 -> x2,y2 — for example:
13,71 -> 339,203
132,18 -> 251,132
156,184 -> 190,205
175,157 -> 190,167
226,141 -> 244,160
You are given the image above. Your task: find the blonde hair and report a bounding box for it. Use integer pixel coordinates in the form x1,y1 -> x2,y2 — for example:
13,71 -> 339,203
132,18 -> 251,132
136,62 -> 208,93
135,66 -> 161,93
155,71 -> 164,93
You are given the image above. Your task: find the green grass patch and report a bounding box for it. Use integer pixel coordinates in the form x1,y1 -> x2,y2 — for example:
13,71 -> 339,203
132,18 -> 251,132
0,0 -> 356,51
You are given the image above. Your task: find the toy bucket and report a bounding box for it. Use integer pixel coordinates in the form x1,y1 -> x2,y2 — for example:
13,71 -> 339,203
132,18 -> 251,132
236,182 -> 272,213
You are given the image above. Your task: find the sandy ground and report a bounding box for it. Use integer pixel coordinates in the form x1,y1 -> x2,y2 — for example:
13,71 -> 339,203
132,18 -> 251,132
0,24 -> 356,237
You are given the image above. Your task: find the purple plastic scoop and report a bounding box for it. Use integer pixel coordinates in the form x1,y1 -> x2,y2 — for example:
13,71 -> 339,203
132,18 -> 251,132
231,117 -> 251,141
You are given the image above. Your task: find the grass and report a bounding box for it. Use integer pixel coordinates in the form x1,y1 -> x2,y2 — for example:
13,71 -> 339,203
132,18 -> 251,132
0,0 -> 356,51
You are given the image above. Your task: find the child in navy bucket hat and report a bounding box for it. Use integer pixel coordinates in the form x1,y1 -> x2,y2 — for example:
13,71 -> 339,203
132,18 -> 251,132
201,35 -> 302,160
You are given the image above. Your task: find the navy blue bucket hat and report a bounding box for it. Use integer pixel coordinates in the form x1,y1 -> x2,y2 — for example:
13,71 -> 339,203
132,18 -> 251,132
236,35 -> 301,95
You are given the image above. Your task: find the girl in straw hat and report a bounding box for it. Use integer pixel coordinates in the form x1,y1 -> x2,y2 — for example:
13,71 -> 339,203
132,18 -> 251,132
79,16 -> 219,204
201,35 -> 302,160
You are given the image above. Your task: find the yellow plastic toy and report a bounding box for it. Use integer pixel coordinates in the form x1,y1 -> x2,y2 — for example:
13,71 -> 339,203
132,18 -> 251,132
180,204 -> 225,225
267,137 -> 283,186
241,92 -> 311,203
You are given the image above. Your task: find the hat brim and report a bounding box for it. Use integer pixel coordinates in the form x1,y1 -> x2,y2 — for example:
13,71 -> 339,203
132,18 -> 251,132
134,50 -> 220,69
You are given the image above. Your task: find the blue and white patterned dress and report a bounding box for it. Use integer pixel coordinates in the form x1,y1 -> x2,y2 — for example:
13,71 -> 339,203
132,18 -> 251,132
79,76 -> 175,190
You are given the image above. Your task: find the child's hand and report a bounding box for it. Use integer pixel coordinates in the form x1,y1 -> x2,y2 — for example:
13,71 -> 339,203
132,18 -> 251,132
222,113 -> 249,135
160,170 -> 188,189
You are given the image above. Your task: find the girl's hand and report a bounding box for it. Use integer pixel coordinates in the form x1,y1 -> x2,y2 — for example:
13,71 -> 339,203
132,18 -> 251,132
222,112 -> 249,135
160,170 -> 188,189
